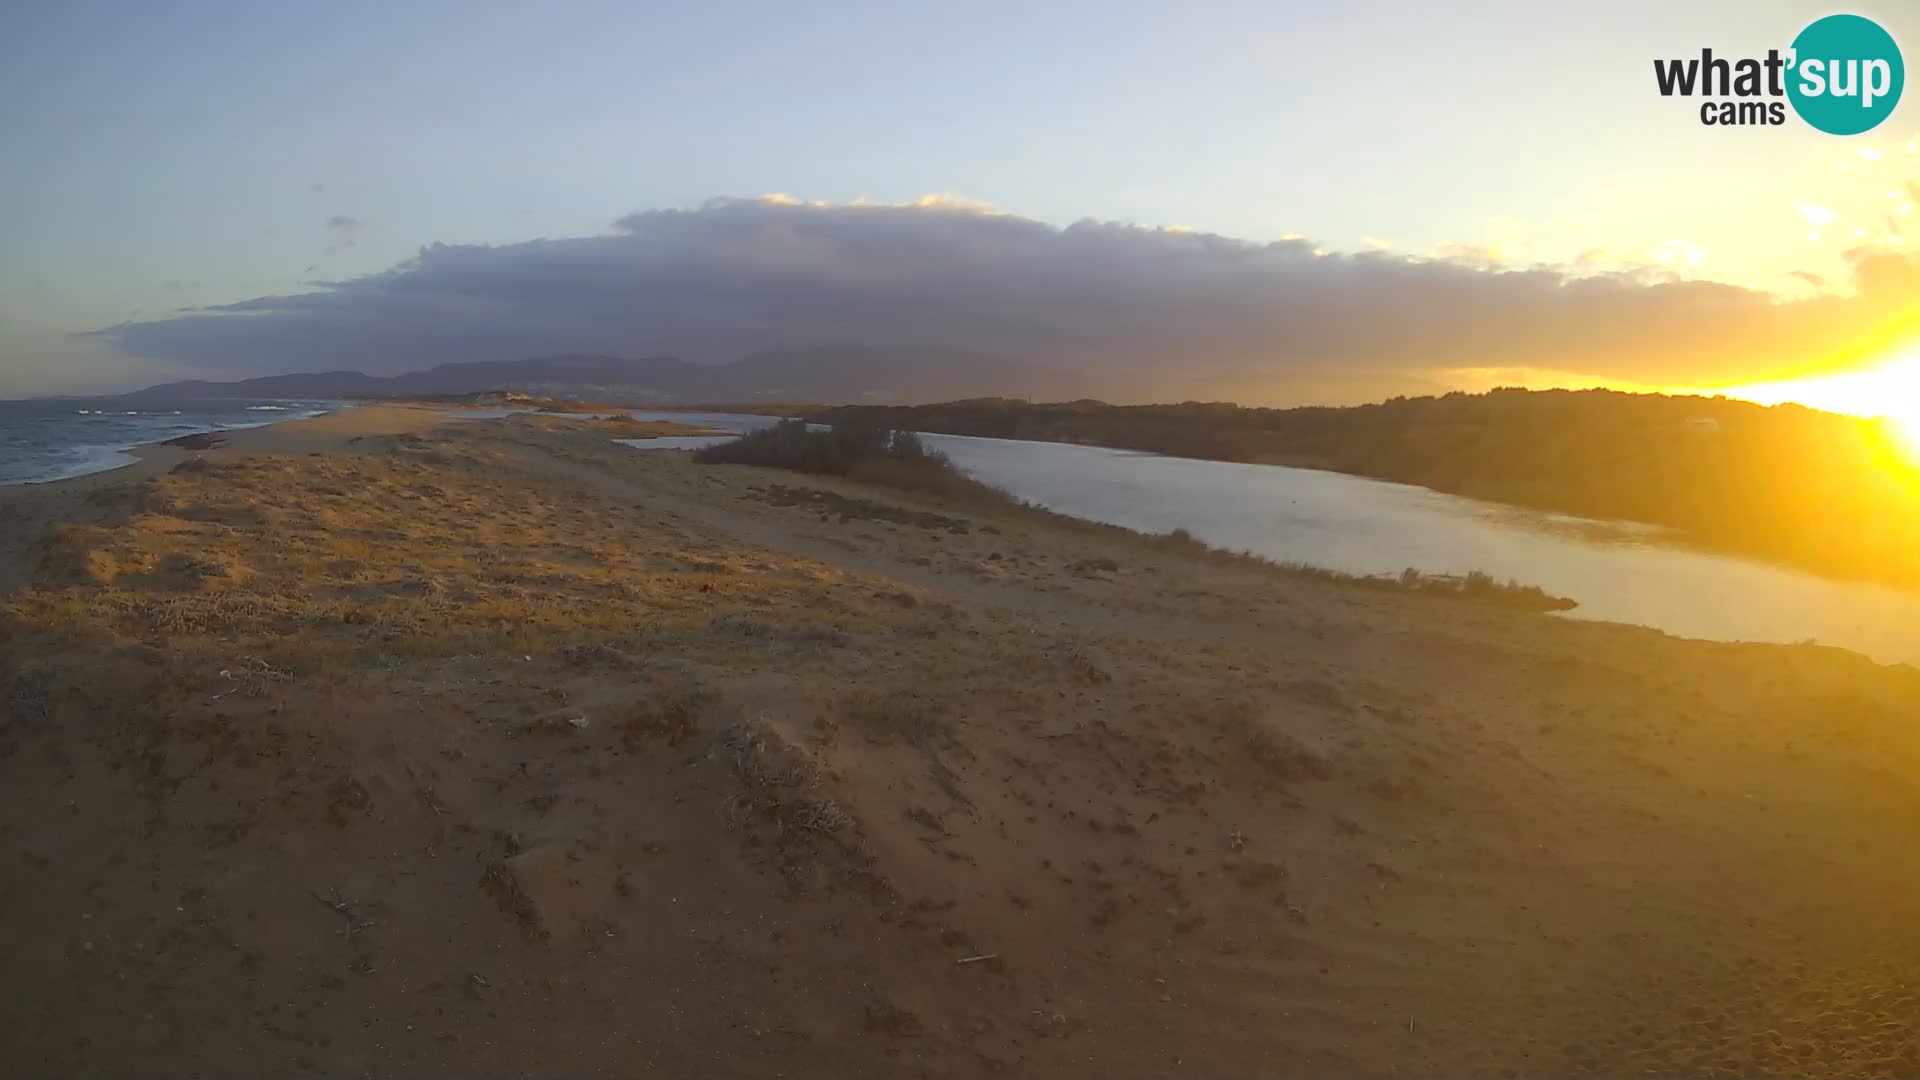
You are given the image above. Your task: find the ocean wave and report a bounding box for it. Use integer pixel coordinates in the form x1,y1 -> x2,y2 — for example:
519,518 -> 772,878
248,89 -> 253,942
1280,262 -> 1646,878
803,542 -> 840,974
4,402 -> 348,486
6,445 -> 140,486
208,407 -> 334,432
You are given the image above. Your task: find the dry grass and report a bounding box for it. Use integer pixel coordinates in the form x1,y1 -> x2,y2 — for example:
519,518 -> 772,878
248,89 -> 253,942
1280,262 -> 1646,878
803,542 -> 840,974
845,689 -> 950,750
615,670 -> 717,749
722,716 -> 852,838
3,449 -> 836,676
9,407 -> 1920,1079
1218,700 -> 1336,785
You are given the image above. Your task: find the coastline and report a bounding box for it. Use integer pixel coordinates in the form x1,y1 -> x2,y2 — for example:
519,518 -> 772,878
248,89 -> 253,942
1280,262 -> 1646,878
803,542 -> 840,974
0,405 -> 448,593
16,404 -> 1917,666
0,399 -> 354,488
5,408 -> 1920,1076
0,396 -> 734,488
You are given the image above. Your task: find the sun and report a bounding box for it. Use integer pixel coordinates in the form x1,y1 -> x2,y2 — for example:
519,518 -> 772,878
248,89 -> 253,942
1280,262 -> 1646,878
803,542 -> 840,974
1873,363 -> 1920,463
1892,413 -> 1920,464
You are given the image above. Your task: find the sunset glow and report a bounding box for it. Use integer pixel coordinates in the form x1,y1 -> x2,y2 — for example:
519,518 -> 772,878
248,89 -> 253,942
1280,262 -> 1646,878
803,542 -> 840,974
1720,355 -> 1920,454
1707,355 -> 1920,485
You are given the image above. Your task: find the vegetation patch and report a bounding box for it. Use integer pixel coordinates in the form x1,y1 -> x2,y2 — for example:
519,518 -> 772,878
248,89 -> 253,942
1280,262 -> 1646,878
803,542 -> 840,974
819,390 -> 1920,590
695,419 -> 1012,506
754,484 -> 973,533
1151,528 -> 1577,612
615,670 -> 718,750
720,717 -> 860,897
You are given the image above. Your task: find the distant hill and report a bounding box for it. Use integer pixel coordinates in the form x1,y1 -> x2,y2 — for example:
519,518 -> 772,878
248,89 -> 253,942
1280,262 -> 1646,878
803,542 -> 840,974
121,346 -> 1069,405
821,389 -> 1920,590
124,370 -> 394,399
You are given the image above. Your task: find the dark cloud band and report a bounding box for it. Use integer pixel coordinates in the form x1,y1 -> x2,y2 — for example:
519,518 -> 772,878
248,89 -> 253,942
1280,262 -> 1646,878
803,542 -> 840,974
92,195 -> 1918,402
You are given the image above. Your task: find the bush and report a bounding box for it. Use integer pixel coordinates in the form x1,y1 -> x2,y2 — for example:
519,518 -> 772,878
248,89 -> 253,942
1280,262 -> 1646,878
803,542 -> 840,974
1147,526 -> 1578,613
694,419 -> 888,472
695,419 -> 1011,505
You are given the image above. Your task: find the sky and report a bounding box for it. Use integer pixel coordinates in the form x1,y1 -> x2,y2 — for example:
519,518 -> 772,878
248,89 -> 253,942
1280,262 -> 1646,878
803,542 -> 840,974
4,0 -> 1920,416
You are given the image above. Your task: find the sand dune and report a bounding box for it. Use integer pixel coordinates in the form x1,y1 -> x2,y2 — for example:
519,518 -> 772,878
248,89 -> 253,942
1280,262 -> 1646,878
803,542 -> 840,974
3,409 -> 1919,1077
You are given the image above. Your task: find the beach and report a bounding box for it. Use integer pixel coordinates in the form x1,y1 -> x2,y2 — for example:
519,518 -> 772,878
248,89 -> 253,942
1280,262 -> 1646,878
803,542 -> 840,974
4,406 -> 1920,1077
0,399 -> 350,487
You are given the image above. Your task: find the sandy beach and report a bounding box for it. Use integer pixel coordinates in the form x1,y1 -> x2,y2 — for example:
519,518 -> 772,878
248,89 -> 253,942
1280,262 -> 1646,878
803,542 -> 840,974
4,405 -> 1920,1078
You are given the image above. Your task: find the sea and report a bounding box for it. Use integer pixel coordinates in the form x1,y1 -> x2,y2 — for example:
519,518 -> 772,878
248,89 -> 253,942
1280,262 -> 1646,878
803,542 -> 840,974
0,398 -> 346,485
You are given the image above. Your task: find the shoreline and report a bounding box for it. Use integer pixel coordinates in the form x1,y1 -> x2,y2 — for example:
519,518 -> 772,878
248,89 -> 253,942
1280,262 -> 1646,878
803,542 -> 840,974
0,403 -> 735,501
5,409 -> 1919,1076
0,399 -> 354,489
11,405 -> 1916,670
819,399 -> 1920,596
0,406 -> 456,594
0,397 -> 738,489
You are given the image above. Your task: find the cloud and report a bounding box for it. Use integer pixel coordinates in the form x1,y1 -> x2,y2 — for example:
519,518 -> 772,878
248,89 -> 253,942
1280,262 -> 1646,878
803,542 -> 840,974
1431,241 -> 1518,265
90,194 -> 1920,403
1571,241 -> 1707,274
324,215 -> 367,252
1795,202 -> 1836,227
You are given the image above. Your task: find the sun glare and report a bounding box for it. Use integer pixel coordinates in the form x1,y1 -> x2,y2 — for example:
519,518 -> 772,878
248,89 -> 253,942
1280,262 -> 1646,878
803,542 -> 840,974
1728,353 -> 1920,428
1719,356 -> 1920,466
1894,407 -> 1920,464
1856,360 -> 1920,463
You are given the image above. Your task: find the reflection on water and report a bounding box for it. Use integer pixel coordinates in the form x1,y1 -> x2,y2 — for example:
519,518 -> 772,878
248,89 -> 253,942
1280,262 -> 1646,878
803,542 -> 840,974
614,411 -> 781,451
920,433 -> 1920,668
611,415 -> 1920,667
623,411 -> 781,434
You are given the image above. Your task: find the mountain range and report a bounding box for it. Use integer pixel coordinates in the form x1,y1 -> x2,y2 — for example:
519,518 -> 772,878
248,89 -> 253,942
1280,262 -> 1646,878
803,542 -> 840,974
119,346 -> 1073,405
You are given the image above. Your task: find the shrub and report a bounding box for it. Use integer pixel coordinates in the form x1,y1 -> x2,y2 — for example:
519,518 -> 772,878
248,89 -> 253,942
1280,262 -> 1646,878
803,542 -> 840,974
1150,526 -> 1577,612
695,419 -> 1012,505
693,418 -> 893,473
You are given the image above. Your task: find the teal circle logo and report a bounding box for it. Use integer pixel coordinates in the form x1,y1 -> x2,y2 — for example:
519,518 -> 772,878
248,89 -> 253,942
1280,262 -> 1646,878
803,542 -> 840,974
1788,14 -> 1904,135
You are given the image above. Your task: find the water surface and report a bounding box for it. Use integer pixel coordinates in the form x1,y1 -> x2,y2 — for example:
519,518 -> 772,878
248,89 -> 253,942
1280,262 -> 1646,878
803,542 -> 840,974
920,433 -> 1920,667
611,416 -> 1919,667
613,410 -> 781,451
0,398 -> 343,485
